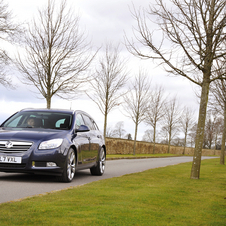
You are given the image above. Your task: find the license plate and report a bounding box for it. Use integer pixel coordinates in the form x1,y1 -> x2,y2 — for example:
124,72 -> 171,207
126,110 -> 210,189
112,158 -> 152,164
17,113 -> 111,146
0,156 -> 22,164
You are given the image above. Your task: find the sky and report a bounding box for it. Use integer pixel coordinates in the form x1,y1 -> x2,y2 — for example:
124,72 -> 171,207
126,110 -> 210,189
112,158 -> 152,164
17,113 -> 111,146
0,0 -> 200,140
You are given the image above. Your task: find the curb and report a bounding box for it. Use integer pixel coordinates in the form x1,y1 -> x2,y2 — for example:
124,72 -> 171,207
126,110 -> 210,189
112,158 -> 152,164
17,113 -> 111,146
106,155 -> 183,160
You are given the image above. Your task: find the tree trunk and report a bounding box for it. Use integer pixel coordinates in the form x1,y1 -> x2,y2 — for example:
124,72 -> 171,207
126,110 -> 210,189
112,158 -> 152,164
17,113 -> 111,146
190,80 -> 210,179
153,123 -> 156,154
220,105 -> 226,165
183,131 -> 187,155
46,96 -> 51,109
46,71 -> 51,109
133,122 -> 138,155
167,129 -> 171,153
167,141 -> 170,153
103,108 -> 108,142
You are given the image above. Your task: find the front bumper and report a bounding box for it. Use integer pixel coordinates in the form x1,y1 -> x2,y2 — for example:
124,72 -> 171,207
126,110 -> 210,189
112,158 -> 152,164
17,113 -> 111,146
0,146 -> 66,176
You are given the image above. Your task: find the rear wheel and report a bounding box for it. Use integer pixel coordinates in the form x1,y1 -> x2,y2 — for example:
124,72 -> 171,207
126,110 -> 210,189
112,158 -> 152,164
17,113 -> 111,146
90,147 -> 106,176
59,148 -> 76,182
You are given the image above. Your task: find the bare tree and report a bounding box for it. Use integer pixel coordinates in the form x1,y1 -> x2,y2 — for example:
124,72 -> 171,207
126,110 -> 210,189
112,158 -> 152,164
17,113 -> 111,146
123,70 -> 152,154
180,107 -> 196,154
213,116 -> 224,151
0,0 -> 20,87
106,126 -> 114,138
126,0 -> 226,179
159,127 -> 169,145
86,43 -> 128,140
142,129 -> 154,142
125,133 -> 133,140
162,96 -> 181,153
203,112 -> 216,149
16,0 -> 95,108
171,137 -> 184,147
209,79 -> 226,164
112,121 -> 126,138
188,124 -> 197,148
145,85 -> 166,153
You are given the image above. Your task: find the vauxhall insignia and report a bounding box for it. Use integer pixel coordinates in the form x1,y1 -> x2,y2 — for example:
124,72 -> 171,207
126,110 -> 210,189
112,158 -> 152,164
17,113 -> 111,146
5,141 -> 13,149
0,109 -> 105,182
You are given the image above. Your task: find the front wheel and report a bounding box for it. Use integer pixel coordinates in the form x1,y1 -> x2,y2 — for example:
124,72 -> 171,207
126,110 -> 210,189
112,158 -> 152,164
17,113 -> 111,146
58,148 -> 76,182
90,147 -> 106,176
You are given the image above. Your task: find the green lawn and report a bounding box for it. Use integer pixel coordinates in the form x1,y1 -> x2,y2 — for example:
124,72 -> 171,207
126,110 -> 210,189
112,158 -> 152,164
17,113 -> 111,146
0,158 -> 225,226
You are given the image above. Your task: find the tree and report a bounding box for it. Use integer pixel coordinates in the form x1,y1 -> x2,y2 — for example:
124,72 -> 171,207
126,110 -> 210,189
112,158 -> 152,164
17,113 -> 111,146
212,116 -> 223,151
112,121 -> 126,138
86,43 -> 128,140
16,0 -> 95,108
203,112 -> 216,149
171,137 -> 184,147
162,96 -> 181,153
180,107 -> 196,154
0,0 -> 20,87
106,126 -> 114,138
125,133 -> 133,140
123,70 -> 152,154
209,78 -> 226,164
142,129 -> 154,142
188,124 -> 197,148
126,0 -> 226,179
203,112 -> 223,152
145,85 -> 166,153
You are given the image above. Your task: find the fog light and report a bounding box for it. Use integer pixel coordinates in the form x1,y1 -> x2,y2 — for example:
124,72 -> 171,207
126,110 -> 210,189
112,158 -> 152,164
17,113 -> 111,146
47,162 -> 57,167
32,161 -> 35,167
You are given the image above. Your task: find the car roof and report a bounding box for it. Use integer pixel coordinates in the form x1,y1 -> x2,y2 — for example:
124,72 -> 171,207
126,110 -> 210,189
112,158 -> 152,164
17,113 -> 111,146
19,108 -> 75,114
19,108 -> 93,117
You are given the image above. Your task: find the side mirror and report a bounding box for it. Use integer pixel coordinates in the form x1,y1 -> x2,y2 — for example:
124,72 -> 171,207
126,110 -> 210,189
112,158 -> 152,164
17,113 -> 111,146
75,125 -> 90,133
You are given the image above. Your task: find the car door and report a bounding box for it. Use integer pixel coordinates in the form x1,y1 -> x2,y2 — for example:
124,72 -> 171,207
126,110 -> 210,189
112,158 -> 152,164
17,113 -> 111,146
82,114 -> 100,164
73,113 -> 90,166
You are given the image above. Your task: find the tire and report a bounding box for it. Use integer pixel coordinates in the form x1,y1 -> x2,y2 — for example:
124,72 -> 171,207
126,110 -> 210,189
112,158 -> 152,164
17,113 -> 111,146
90,147 -> 106,176
58,148 -> 76,182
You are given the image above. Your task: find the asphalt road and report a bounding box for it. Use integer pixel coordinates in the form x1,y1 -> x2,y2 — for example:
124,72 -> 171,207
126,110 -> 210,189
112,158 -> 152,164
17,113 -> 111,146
0,156 -> 215,204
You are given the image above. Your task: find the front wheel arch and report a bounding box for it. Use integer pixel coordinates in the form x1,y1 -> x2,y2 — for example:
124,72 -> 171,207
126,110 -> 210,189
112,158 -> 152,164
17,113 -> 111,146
90,146 -> 106,176
70,145 -> 78,165
58,147 -> 76,182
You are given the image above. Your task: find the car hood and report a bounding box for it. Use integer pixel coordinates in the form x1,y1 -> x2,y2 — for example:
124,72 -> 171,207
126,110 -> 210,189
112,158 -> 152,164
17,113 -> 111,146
0,128 -> 69,143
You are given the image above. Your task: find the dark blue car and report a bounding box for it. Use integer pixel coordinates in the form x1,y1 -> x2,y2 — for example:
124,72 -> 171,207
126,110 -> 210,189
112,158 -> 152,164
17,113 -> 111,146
0,108 -> 106,182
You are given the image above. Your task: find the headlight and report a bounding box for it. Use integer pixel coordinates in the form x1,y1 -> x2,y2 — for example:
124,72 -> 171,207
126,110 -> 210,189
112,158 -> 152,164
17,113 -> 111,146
39,139 -> 63,150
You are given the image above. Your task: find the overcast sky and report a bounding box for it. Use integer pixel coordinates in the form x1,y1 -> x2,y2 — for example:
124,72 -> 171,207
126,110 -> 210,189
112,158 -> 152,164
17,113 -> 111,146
1,0 -> 199,140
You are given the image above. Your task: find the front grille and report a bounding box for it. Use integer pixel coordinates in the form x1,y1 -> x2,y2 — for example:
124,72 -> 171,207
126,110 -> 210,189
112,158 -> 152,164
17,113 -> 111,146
0,141 -> 33,153
0,163 -> 26,168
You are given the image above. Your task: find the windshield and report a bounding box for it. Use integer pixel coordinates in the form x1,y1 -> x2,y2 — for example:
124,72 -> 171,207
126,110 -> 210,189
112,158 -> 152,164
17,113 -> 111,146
2,111 -> 73,130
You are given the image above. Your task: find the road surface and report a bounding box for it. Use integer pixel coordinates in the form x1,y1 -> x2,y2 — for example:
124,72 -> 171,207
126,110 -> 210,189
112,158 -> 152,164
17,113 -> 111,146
0,156 -> 215,203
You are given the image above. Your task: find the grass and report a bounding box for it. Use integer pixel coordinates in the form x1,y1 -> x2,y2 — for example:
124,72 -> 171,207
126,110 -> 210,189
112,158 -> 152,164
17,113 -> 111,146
0,158 -> 225,225
106,153 -> 181,159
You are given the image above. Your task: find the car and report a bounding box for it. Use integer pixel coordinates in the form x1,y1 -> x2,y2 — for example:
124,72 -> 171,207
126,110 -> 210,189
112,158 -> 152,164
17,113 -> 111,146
0,108 -> 106,182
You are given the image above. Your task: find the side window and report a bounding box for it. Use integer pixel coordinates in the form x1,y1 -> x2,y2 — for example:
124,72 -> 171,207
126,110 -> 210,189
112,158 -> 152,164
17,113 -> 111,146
55,115 -> 71,129
82,114 -> 95,130
76,114 -> 85,129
